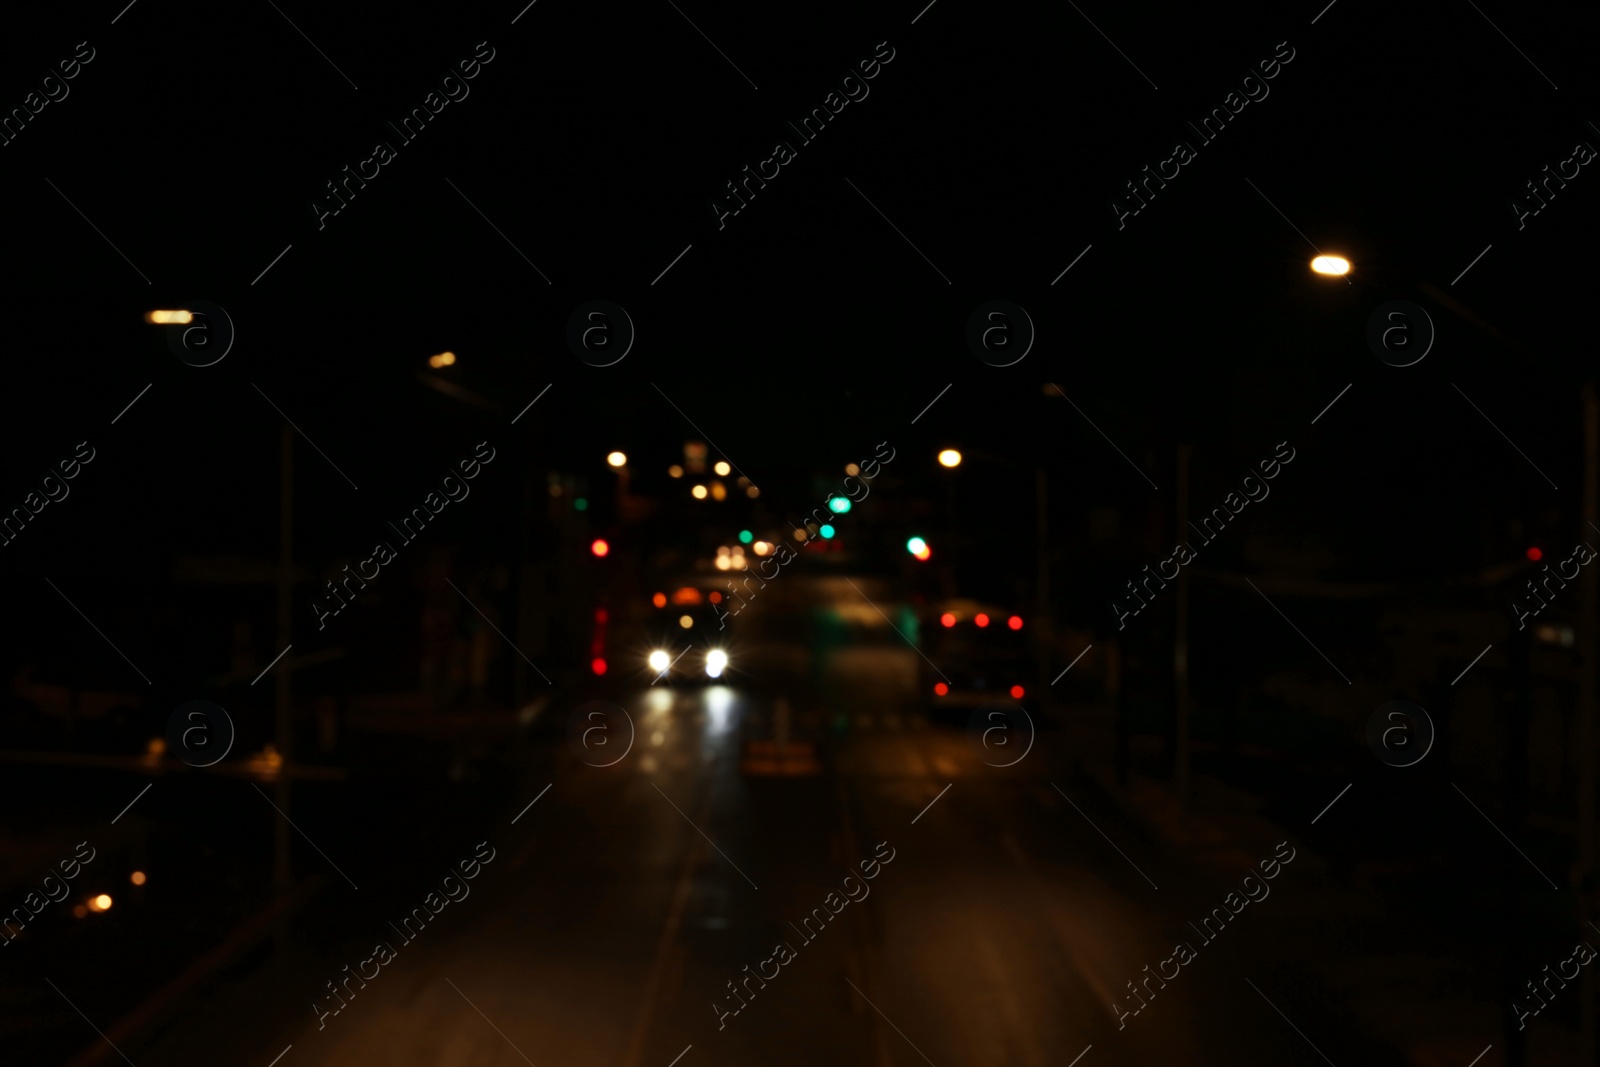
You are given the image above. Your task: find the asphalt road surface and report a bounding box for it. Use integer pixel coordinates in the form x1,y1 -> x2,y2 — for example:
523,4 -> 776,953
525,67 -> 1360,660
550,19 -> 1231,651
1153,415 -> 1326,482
127,680 -> 1378,1067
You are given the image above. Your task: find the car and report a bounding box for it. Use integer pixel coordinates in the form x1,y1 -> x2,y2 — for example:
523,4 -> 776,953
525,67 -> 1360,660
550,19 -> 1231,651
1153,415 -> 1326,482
921,600 -> 1037,715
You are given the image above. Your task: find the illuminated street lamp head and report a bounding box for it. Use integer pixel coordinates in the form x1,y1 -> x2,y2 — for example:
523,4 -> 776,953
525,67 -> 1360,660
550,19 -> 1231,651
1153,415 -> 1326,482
691,484 -> 708,500
607,451 -> 628,468
427,351 -> 457,368
145,309 -> 193,324
938,449 -> 963,468
1310,255 -> 1351,276
714,461 -> 732,476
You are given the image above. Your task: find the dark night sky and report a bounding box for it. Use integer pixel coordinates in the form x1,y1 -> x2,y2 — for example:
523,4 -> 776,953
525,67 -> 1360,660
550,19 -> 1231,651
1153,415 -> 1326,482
0,0 -> 1594,635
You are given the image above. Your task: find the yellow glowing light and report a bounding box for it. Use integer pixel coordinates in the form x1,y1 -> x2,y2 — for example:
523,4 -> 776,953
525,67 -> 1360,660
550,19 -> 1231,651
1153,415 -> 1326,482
710,481 -> 727,501
714,461 -> 732,476
745,486 -> 759,498
1310,255 -> 1351,276
717,546 -> 730,557
89,894 -> 112,912
938,449 -> 963,468
793,528 -> 809,542
691,485 -> 708,500
145,309 -> 193,324
668,465 -> 684,478
753,541 -> 771,556
607,451 -> 628,468
845,463 -> 860,476
130,871 -> 147,886
428,351 -> 457,368
715,556 -> 731,570
679,615 -> 694,629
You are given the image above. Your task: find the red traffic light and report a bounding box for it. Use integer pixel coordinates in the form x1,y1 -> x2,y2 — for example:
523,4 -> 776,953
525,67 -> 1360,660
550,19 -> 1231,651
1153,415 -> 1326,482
1527,546 -> 1543,561
591,539 -> 610,558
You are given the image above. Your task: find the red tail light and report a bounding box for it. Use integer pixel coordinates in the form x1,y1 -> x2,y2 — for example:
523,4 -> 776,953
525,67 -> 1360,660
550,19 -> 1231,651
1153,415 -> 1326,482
591,658 -> 607,675
1009,685 -> 1024,699
1008,615 -> 1023,630
934,683 -> 948,696
940,613 -> 956,628
975,613 -> 990,627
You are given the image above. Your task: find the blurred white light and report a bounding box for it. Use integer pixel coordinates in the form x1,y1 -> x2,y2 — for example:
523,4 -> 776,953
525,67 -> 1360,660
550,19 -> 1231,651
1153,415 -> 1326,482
705,649 -> 728,678
648,650 -> 671,672
1311,255 -> 1351,276
691,484 -> 708,500
714,461 -> 732,476
607,451 -> 628,467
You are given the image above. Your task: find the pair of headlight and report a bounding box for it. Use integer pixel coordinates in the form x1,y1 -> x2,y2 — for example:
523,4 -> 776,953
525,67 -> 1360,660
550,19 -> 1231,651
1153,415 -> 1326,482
647,649 -> 728,677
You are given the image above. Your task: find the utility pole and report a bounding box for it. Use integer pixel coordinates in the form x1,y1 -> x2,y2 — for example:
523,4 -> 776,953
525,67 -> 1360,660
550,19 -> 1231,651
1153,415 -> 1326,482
1580,382 -> 1597,1065
274,426 -> 294,909
1174,443 -> 1192,809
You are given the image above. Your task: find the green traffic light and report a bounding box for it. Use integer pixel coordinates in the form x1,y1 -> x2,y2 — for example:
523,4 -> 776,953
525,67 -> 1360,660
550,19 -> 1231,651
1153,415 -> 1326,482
828,496 -> 852,514
739,529 -> 753,544
906,536 -> 928,555
574,497 -> 588,511
820,524 -> 835,539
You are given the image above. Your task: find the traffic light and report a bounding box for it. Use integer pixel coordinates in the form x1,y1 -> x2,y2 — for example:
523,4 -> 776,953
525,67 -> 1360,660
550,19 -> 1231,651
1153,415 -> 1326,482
591,539 -> 610,557
739,529 -> 754,544
828,496 -> 852,514
819,524 -> 836,539
906,536 -> 931,561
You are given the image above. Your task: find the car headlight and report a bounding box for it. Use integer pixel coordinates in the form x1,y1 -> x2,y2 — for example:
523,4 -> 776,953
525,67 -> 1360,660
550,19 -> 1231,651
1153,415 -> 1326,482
705,650 -> 728,678
648,650 -> 671,673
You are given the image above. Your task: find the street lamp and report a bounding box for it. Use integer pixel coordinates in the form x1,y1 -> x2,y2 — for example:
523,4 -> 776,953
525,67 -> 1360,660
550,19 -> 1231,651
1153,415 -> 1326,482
427,351 -> 457,367
938,449 -> 963,468
607,451 -> 628,468
1310,255 -> 1351,276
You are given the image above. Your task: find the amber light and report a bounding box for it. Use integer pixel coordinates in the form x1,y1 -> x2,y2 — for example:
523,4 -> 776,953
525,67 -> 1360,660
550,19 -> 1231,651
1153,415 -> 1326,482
652,592 -> 668,608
